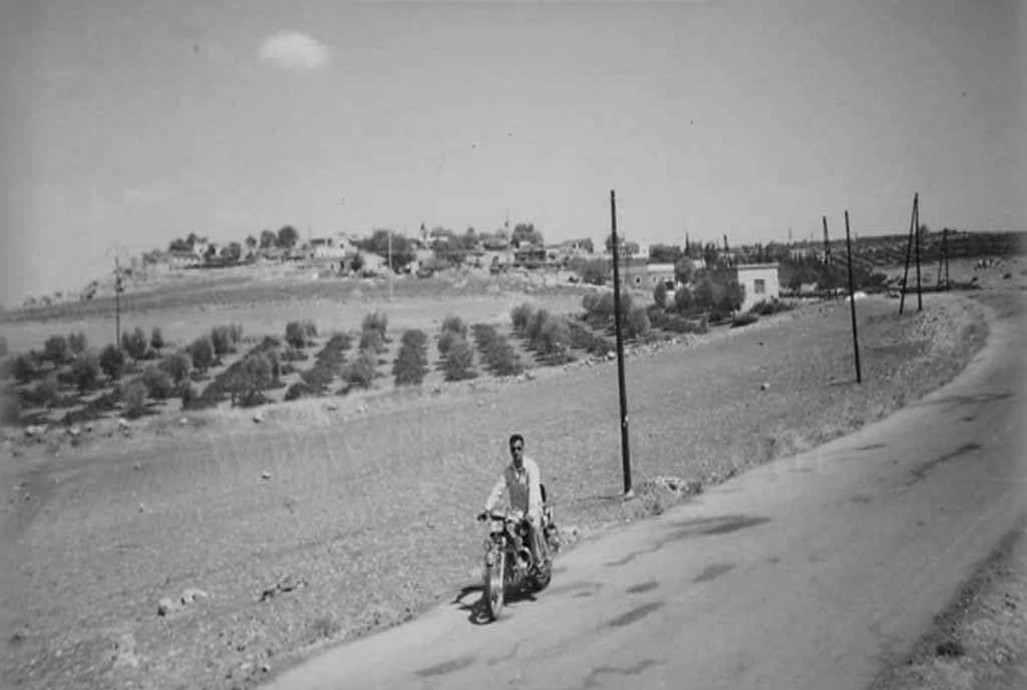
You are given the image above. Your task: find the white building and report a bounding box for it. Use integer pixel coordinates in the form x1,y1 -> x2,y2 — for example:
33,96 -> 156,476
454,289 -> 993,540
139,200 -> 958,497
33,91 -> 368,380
735,263 -> 780,312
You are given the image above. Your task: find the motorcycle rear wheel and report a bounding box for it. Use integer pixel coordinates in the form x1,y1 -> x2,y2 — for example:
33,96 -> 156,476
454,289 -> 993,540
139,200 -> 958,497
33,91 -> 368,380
484,550 -> 505,621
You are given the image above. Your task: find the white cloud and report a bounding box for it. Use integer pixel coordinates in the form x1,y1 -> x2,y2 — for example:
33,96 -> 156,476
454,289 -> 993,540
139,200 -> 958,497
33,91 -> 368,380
259,31 -> 329,70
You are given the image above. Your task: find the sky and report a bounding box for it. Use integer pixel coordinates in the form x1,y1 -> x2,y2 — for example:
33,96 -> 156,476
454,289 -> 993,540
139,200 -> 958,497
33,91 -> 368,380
1,0 -> 1023,305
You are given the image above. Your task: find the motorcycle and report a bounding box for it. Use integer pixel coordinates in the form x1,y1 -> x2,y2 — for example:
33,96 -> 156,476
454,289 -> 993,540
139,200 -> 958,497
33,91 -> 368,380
480,486 -> 561,621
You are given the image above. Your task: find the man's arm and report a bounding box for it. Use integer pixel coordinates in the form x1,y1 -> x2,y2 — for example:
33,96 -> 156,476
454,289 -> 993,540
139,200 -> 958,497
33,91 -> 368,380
484,471 -> 507,513
526,460 -> 543,522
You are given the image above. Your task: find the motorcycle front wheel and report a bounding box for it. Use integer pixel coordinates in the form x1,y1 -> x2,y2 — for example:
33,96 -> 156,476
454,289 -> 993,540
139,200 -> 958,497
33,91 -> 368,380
484,548 -> 505,621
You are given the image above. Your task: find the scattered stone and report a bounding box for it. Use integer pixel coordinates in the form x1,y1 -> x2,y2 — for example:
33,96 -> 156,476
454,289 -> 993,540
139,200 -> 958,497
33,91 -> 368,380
325,402 -> 338,411
138,503 -> 145,513
179,417 -> 189,426
760,382 -> 770,391
259,575 -> 309,602
260,470 -> 271,480
157,597 -> 179,616
133,462 -> 141,471
117,418 -> 130,430
261,664 -> 271,673
84,423 -> 93,433
180,587 -> 210,605
110,632 -> 139,670
252,412 -> 264,424
67,425 -> 81,437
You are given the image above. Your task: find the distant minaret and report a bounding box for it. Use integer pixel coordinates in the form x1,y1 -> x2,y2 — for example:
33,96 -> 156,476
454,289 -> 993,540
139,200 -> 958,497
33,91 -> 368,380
685,231 -> 691,256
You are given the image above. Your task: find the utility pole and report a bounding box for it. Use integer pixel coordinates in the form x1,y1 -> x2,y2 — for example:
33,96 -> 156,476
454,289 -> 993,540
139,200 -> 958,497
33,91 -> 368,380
914,194 -> 923,311
610,190 -> 633,499
388,228 -> 393,302
822,215 -> 832,300
114,256 -> 124,348
943,227 -> 951,290
899,193 -> 917,315
845,210 -> 862,384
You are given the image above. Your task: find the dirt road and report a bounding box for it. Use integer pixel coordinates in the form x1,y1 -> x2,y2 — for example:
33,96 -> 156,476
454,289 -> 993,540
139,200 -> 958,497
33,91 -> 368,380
262,308 -> 1026,689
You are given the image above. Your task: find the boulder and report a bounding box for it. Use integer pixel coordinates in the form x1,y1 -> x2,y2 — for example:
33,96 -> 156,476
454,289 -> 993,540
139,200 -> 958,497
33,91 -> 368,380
180,587 -> 210,605
157,597 -> 179,616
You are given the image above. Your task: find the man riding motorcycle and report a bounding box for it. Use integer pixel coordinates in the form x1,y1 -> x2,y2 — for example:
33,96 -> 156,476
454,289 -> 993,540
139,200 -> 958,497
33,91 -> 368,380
478,433 -> 548,572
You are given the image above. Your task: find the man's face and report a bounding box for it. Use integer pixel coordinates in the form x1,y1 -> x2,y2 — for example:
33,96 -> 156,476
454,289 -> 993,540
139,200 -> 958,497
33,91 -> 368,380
510,439 -> 524,468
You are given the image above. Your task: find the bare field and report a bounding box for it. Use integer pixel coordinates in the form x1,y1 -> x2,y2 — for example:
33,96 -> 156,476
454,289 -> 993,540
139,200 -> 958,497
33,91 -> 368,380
0,270 -> 589,354
2,277 -> 1015,690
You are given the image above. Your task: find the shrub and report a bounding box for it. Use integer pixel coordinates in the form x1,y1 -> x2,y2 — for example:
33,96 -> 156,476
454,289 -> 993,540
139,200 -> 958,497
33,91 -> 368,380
13,354 -> 37,384
189,336 -> 215,372
43,334 -> 70,364
584,290 -> 632,327
210,325 -> 236,357
284,381 -> 315,401
693,278 -> 716,312
34,374 -> 60,408
229,323 -> 243,345
731,313 -> 759,328
359,328 -> 385,354
717,282 -> 745,314
122,327 -> 149,360
0,336 -> 6,358
627,306 -> 651,339
575,257 -> 610,285
510,304 -> 534,334
441,315 -> 468,339
68,332 -> 88,355
659,313 -> 707,334
441,336 -> 477,381
181,384 -> 196,408
653,281 -> 669,310
122,379 -> 148,418
343,349 -> 377,390
472,324 -> 523,376
749,299 -> 793,316
568,321 -> 614,357
673,286 -> 694,314
0,393 -> 20,426
99,343 -> 127,381
232,353 -> 273,407
150,327 -> 165,352
538,316 -> 572,363
280,345 -> 308,362
159,350 -> 192,387
393,330 -> 430,386
401,329 -> 428,350
582,291 -> 600,315
285,320 -> 317,349
71,350 -> 101,392
361,311 -> 388,340
525,309 -> 550,343
437,330 -> 461,360
141,365 -> 175,400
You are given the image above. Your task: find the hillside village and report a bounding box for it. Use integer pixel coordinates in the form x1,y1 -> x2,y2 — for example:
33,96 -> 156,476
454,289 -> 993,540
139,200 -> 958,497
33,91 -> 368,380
13,220 -> 1026,312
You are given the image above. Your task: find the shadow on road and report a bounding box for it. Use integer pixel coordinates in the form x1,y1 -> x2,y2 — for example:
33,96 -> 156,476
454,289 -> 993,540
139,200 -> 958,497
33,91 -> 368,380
451,583 -> 538,626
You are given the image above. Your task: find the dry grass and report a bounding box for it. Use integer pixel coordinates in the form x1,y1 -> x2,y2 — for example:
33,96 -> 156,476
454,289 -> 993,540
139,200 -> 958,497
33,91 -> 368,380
869,516 -> 1027,690
0,289 -> 1005,690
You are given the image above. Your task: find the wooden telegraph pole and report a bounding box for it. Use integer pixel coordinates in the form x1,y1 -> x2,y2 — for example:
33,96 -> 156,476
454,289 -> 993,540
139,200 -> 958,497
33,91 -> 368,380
845,211 -> 863,384
114,256 -> 124,348
610,190 -> 633,498
914,195 -> 923,311
899,193 -> 917,314
388,228 -> 393,302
